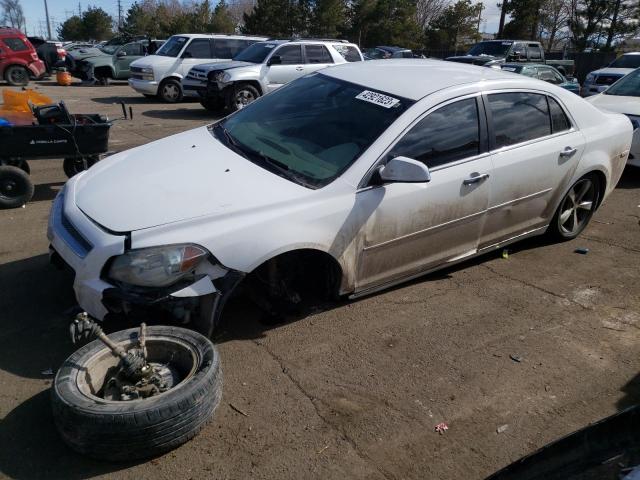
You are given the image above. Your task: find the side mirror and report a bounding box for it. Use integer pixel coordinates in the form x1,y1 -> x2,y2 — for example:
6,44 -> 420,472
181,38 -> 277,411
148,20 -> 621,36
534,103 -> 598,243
378,156 -> 431,183
268,55 -> 282,66
116,51 -> 126,57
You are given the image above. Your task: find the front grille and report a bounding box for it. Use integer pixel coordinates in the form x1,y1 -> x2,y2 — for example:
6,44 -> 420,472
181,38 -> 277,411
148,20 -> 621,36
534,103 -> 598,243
595,74 -> 622,85
187,69 -> 208,81
131,66 -> 144,73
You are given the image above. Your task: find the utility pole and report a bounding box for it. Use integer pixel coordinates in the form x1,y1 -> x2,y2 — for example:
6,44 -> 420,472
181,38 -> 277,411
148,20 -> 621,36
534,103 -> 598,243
43,0 -> 52,39
497,1 -> 508,39
117,0 -> 123,29
78,2 -> 82,16
476,2 -> 484,38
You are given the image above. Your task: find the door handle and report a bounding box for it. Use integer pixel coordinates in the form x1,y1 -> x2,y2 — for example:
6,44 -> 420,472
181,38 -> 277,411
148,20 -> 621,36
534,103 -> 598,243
559,146 -> 577,158
463,173 -> 490,185
295,66 -> 304,71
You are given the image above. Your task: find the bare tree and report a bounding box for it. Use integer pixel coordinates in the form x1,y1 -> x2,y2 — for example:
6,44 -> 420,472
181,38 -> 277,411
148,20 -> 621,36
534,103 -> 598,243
1,0 -> 25,31
227,0 -> 257,29
416,0 -> 449,30
539,0 -> 571,51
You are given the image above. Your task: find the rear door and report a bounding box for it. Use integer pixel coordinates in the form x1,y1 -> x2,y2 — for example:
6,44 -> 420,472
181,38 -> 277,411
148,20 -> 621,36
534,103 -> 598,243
303,44 -> 334,74
479,91 -> 584,248
264,44 -> 304,92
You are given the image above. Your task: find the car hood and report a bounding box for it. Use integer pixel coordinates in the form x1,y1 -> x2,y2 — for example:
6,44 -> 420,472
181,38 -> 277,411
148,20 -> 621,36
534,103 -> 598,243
193,60 -> 256,72
69,47 -> 107,61
586,94 -> 640,116
590,67 -> 635,76
131,54 -> 176,69
74,126 -> 310,232
445,55 -> 501,65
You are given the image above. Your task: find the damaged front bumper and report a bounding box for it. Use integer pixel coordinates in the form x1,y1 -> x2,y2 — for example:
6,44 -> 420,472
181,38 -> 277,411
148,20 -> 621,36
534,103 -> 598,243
48,181 -> 244,335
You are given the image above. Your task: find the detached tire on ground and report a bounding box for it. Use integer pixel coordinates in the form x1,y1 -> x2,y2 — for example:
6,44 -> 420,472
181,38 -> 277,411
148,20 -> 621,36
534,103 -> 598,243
0,165 -> 34,209
51,326 -> 222,461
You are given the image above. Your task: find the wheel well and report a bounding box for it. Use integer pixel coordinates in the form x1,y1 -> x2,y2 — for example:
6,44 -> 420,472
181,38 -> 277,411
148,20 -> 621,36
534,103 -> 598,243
233,80 -> 263,96
241,249 -> 343,314
94,66 -> 113,78
586,170 -> 607,209
161,76 -> 181,85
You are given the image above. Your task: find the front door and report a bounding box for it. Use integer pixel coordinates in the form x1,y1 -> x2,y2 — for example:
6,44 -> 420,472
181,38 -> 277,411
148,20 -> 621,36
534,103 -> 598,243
355,96 -> 493,290
264,44 -> 305,92
178,38 -> 214,76
114,43 -> 144,78
480,91 -> 585,248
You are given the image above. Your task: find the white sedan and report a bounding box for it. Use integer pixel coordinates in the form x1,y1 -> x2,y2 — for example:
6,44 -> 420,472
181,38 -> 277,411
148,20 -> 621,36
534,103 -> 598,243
48,60 -> 632,335
586,67 -> 640,167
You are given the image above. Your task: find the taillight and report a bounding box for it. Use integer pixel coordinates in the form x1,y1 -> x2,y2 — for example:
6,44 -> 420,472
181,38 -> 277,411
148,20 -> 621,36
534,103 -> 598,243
57,48 -> 66,58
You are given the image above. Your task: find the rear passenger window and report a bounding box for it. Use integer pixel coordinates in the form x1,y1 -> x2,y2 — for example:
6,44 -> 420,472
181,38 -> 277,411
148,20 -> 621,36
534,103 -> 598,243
488,92 -> 551,148
389,98 -> 480,168
4,38 -> 29,51
305,45 -> 333,64
184,39 -> 212,59
275,45 -> 303,64
528,44 -> 543,60
214,39 -> 252,59
548,97 -> 571,133
333,45 -> 361,62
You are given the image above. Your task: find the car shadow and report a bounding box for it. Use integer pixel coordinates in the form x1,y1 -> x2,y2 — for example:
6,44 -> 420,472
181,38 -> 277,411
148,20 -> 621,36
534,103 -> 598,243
616,166 -> 640,189
618,371 -> 640,411
0,390 -> 144,479
142,108 -> 224,121
32,181 -> 65,203
91,95 -> 163,105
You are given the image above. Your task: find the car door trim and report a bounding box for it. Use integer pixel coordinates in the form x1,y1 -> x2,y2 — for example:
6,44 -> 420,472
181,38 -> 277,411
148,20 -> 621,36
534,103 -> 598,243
363,207 -> 487,252
486,188 -> 552,212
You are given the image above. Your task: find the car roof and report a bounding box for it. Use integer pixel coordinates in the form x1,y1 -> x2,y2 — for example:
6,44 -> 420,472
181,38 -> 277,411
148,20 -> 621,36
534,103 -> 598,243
0,26 -> 25,37
173,33 -> 268,40
322,59 -> 532,100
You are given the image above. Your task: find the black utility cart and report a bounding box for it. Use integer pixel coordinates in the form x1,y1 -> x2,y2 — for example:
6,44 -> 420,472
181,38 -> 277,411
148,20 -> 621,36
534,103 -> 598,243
0,101 -> 114,208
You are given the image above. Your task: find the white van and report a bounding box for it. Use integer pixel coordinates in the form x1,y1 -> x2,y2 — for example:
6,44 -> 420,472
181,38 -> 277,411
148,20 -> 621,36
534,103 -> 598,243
129,34 -> 268,102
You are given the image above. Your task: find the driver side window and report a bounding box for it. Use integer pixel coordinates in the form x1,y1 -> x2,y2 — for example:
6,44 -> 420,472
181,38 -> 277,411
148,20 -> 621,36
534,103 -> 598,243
388,98 -> 480,169
273,45 -> 303,65
121,43 -> 143,56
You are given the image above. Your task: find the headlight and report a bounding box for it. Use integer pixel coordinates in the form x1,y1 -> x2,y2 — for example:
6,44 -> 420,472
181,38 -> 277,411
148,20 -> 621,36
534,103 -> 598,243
108,244 -> 209,288
140,67 -> 153,74
211,70 -> 230,83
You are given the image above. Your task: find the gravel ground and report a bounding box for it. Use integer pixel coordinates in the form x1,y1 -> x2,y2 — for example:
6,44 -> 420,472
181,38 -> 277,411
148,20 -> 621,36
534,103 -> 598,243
0,80 -> 639,480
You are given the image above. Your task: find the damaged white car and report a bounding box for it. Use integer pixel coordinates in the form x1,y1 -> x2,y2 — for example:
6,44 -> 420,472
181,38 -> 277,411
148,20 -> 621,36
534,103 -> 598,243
48,60 -> 632,336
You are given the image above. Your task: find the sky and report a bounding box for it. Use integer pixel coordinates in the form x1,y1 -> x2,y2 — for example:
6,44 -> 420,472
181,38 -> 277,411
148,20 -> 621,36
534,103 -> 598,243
20,0 -> 503,40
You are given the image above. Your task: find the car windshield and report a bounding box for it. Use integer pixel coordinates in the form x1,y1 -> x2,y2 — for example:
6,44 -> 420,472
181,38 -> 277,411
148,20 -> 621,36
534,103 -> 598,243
468,41 -> 512,56
214,73 -> 413,188
605,68 -> 640,97
155,36 -> 188,57
233,42 -> 277,63
609,55 -> 640,69
99,45 -> 118,54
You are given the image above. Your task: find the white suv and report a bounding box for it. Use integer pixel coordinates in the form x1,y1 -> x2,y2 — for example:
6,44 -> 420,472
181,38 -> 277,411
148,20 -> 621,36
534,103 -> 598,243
182,39 -> 363,111
128,34 -> 267,102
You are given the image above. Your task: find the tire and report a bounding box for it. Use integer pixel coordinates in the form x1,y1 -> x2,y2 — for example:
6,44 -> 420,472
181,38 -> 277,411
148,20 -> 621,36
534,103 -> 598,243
225,83 -> 260,112
0,165 -> 34,208
51,325 -> 222,461
63,156 -> 99,178
200,97 -> 223,112
158,79 -> 183,103
549,174 -> 600,240
96,76 -> 110,86
5,65 -> 29,86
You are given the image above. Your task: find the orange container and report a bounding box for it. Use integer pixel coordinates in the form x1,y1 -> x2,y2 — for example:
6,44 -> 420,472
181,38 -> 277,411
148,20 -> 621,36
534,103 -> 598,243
56,70 -> 72,86
2,88 -> 52,112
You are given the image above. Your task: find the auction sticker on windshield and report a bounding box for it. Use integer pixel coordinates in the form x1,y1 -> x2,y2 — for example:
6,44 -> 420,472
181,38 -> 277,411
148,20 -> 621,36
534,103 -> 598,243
356,90 -> 400,108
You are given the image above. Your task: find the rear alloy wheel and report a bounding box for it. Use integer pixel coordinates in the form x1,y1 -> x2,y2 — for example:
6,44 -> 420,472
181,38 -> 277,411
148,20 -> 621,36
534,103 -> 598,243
159,79 -> 183,103
225,83 -> 260,112
0,165 -> 34,209
5,65 -> 29,86
52,325 -> 222,461
551,176 -> 599,240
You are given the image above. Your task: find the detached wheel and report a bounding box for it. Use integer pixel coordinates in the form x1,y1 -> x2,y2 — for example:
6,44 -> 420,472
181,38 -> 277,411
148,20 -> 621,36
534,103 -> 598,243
0,165 -> 34,208
225,83 -> 260,112
550,175 -> 600,240
159,79 -> 183,103
52,325 -> 222,461
5,65 -> 29,86
63,156 -> 98,178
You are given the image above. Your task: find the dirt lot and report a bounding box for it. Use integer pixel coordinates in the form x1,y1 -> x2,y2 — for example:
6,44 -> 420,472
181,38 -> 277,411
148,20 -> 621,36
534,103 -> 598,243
1,80 -> 639,480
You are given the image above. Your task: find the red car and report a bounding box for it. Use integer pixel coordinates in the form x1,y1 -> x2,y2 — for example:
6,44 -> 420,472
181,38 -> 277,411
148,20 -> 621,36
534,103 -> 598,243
0,26 -> 46,86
